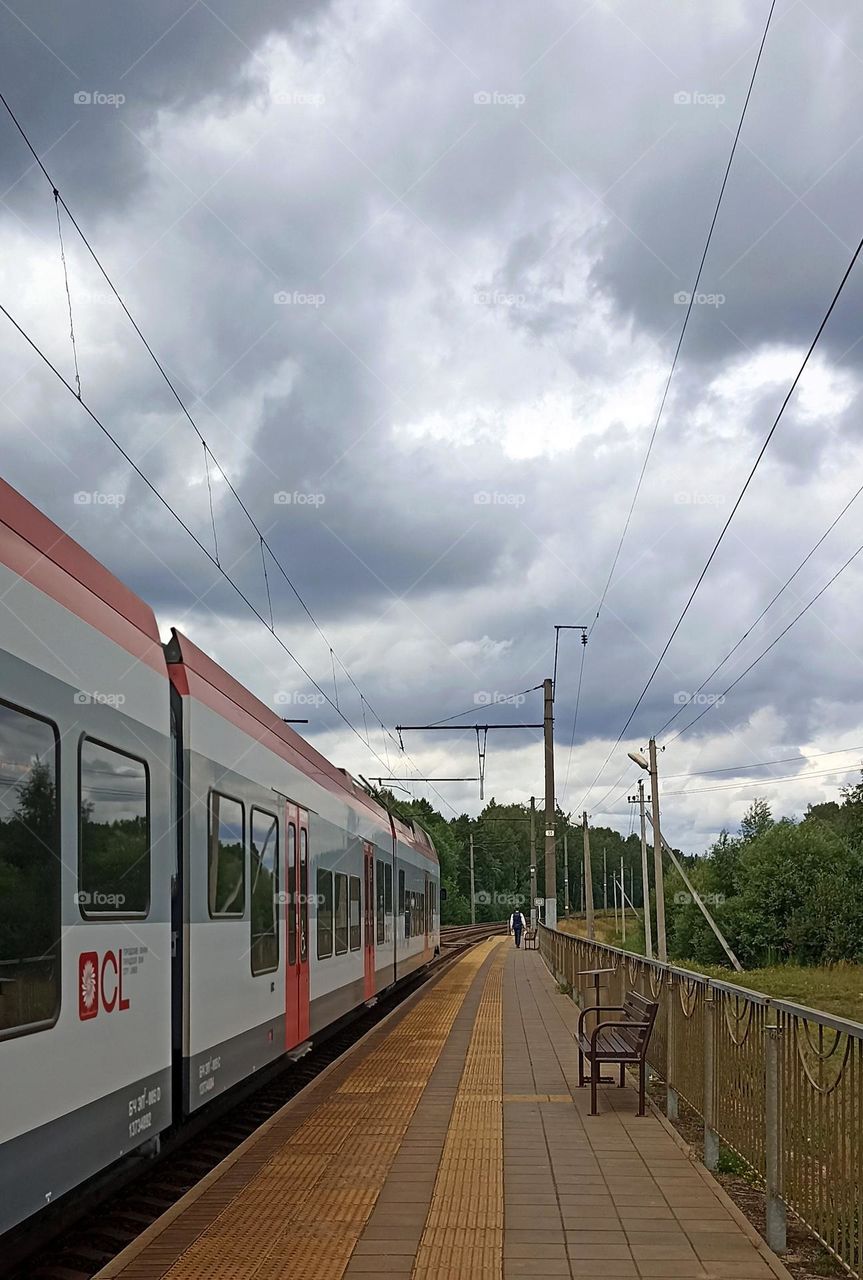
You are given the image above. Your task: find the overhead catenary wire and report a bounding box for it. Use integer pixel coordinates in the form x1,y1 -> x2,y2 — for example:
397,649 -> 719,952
0,89 -> 425,800
0,296 -> 461,817
587,0 -> 778,637
53,190 -> 81,400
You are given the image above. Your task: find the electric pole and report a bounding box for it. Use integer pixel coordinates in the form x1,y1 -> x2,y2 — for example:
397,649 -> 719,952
637,779 -> 653,958
603,850 -> 608,911
620,855 -> 626,943
469,832 -> 476,925
563,831 -> 569,918
649,737 -> 667,962
529,796 -> 537,929
582,811 -> 595,939
543,677 -> 557,929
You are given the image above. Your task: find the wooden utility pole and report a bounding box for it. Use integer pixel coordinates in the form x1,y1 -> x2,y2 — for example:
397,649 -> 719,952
638,780 -> 653,958
582,811 -> 595,939
543,678 -> 557,929
603,850 -> 608,911
620,856 -> 626,943
649,737 -> 667,962
529,796 -> 537,929
469,832 -> 476,925
563,831 -> 569,918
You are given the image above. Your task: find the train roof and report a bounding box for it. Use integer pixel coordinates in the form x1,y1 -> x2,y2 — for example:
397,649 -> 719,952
0,477 -> 165,672
166,628 -> 437,863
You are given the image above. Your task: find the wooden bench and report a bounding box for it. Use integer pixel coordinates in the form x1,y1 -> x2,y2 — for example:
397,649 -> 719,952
576,989 -> 658,1116
523,927 -> 539,950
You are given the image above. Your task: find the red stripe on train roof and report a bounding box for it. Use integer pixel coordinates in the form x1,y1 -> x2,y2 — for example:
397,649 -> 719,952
167,628 -> 437,863
0,480 -> 166,674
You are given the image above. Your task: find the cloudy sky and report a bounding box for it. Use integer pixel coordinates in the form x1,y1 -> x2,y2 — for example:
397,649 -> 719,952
2,0 -> 863,852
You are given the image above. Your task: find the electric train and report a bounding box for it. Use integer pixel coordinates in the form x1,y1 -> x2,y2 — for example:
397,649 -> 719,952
0,477 -> 440,1236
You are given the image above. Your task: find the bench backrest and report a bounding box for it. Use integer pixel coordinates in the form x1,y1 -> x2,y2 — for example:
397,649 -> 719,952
615,991 -> 659,1055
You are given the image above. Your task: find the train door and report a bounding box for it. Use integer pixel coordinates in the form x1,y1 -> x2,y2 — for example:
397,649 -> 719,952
363,841 -> 375,999
424,872 -> 431,950
284,803 -> 310,1047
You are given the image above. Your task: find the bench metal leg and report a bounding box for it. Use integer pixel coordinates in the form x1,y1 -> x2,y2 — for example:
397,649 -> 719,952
638,1060 -> 646,1116
618,1062 -> 625,1088
590,1057 -> 598,1115
577,1047 -> 584,1088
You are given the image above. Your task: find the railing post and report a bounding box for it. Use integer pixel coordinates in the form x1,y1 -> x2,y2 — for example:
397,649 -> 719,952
703,990 -> 718,1171
765,1020 -> 786,1252
666,973 -> 678,1121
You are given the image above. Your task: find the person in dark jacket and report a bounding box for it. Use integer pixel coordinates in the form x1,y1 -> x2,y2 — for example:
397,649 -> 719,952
509,909 -> 527,947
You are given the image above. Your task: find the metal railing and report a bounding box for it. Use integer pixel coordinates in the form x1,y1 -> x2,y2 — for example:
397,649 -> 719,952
540,923 -> 863,1276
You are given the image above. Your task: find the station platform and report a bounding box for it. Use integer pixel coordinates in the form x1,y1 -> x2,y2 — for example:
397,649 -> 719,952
98,939 -> 791,1280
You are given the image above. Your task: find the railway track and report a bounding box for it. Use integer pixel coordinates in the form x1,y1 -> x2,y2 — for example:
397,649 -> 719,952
4,925 -> 505,1280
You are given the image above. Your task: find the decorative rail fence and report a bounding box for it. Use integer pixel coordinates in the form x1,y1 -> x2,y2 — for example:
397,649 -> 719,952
540,924 -> 863,1276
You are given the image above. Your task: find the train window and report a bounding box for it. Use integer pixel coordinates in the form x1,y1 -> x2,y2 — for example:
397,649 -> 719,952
287,823 -> 296,966
0,701 -> 60,1036
300,828 -> 308,962
376,859 -> 385,944
250,809 -> 279,975
385,863 -> 392,915
208,793 -> 245,917
398,868 -> 405,915
79,739 -> 149,917
334,873 -> 348,955
317,868 -> 333,958
349,875 -> 361,950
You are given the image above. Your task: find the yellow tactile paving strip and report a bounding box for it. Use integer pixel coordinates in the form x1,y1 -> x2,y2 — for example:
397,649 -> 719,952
412,943 -> 508,1280
153,941 -> 498,1280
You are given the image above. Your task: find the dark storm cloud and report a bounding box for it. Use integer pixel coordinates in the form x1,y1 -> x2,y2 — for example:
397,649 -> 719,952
2,0 -> 863,850
0,0 -> 329,203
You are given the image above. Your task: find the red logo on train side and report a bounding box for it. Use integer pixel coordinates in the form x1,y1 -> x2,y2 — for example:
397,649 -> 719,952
78,949 -> 131,1020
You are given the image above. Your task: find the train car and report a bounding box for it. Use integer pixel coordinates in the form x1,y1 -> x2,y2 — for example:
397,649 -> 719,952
0,480 -> 173,1236
165,629 -> 439,1111
0,479 -> 440,1238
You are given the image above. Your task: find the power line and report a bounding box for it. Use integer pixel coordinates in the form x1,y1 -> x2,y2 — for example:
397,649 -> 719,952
0,296 -> 461,817
665,530 -> 863,745
588,0 -> 777,637
425,685 -> 543,728
663,744 -> 863,779
656,472 -> 863,739
581,220 -> 863,813
660,761 -> 863,798
0,89 -> 428,802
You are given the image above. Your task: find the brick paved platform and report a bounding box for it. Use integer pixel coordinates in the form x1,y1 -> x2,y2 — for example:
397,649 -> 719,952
98,940 -> 792,1280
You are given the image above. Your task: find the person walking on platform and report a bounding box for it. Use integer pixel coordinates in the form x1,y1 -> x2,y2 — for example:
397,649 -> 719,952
509,908 -> 526,947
